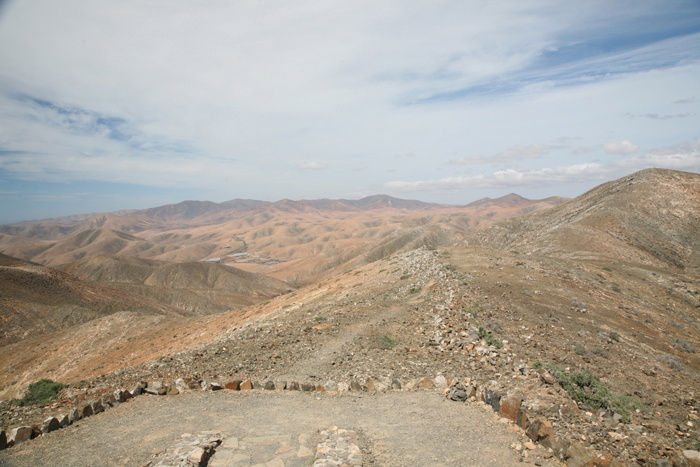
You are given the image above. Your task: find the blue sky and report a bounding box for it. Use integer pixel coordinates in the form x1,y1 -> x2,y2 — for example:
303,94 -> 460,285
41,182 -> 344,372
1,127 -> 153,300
0,1 -> 699,224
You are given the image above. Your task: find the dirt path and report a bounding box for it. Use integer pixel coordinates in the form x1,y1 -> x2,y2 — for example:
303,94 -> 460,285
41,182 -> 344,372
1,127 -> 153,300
0,390 -> 531,467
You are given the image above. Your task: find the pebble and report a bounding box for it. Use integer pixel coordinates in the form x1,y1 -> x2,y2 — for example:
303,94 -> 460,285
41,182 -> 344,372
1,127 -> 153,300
314,427 -> 362,467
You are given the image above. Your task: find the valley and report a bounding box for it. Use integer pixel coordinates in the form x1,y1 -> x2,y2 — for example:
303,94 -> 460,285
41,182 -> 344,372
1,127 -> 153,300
0,169 -> 698,467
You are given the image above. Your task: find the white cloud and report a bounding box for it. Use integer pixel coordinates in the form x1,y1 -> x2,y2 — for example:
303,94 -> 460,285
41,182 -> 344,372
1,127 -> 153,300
446,144 -> 561,166
0,1 -> 699,217
604,140 -> 639,154
298,162 -> 328,170
385,141 -> 700,193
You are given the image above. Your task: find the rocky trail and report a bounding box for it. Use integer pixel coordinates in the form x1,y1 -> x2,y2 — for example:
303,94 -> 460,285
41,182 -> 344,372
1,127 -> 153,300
1,245 -> 699,466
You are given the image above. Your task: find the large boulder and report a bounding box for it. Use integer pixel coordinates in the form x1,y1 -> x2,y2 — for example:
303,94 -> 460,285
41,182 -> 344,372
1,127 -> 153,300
526,417 -> 555,447
416,377 -> 434,390
131,382 -> 145,397
9,426 -> 32,446
498,393 -> 523,422
80,403 -> 93,419
41,417 -> 60,434
683,450 -> 700,467
175,378 -> 189,393
114,388 -> 132,403
224,381 -> 240,390
301,383 -> 315,392
57,414 -> 70,428
68,408 -> 80,424
88,399 -> 104,414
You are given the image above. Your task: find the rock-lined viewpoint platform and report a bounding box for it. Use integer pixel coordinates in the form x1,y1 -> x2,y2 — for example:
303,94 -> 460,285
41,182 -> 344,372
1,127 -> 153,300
0,390 -> 538,467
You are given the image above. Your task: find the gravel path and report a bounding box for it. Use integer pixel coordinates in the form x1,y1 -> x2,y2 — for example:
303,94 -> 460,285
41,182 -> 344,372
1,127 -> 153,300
0,390 -> 529,467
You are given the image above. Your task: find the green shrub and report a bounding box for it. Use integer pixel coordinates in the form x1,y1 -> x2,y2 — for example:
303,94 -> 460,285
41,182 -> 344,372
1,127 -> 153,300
465,302 -> 483,317
381,335 -> 398,349
478,327 -> 503,348
532,360 -> 544,369
602,267 -> 612,272
409,287 -> 421,294
314,316 -> 327,322
545,365 -> 644,421
16,379 -> 65,407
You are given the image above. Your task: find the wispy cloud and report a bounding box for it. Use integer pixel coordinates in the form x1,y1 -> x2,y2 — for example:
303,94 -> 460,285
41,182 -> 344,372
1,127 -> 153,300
385,141 -> 700,193
298,162 -> 328,170
0,1 -> 698,220
626,112 -> 692,119
604,140 -> 639,154
408,32 -> 700,104
447,144 -> 562,166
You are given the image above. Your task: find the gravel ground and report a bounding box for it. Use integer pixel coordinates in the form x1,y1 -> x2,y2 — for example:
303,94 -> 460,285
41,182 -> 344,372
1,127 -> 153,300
0,390 -> 533,467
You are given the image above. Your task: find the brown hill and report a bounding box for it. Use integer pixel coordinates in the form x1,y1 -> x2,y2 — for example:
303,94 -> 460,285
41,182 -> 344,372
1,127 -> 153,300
0,254 -> 183,347
60,255 -> 291,314
1,172 -> 699,465
0,194 -> 569,282
469,169 -> 700,272
28,228 -> 155,266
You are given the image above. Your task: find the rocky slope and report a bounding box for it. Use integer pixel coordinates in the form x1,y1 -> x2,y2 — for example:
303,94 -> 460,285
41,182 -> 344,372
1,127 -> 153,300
1,169 -> 698,466
1,244 -> 698,466
468,169 -> 700,273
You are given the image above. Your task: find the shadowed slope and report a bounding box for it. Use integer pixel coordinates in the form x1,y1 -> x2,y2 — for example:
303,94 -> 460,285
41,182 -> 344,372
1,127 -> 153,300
61,255 -> 292,315
0,254 -> 183,346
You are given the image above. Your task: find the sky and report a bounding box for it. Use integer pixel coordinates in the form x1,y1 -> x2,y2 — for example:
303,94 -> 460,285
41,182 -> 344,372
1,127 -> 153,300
0,1 -> 699,224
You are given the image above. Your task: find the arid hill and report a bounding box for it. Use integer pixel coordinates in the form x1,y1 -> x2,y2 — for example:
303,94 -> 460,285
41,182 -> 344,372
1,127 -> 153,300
468,168 -> 700,273
0,254 -> 182,346
0,194 -> 568,283
61,254 -> 291,314
1,170 -> 699,466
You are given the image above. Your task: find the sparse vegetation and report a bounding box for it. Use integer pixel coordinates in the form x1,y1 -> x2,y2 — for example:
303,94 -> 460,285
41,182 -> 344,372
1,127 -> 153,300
465,302 -> 483,317
592,348 -> 610,359
602,267 -> 612,272
400,274 -> 411,280
545,364 -> 645,421
569,341 -> 587,355
381,334 -> 398,349
656,353 -> 685,372
426,244 -> 437,251
314,316 -> 327,322
478,327 -> 503,348
16,379 -> 65,406
673,338 -> 696,354
409,286 -> 421,294
532,360 -> 544,369
611,284 -> 622,293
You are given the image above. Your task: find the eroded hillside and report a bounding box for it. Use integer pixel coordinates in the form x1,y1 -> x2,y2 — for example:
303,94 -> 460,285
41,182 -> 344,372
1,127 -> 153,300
0,194 -> 568,284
